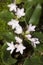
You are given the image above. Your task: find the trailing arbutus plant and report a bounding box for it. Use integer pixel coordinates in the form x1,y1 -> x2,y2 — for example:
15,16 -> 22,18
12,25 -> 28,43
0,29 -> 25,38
0,0 -> 43,65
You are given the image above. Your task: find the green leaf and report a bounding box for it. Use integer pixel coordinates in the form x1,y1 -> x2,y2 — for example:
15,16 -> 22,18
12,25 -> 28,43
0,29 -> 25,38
16,0 -> 22,4
1,44 -> 17,65
36,44 -> 43,53
0,0 -> 12,4
0,19 -> 9,40
0,10 -> 14,22
29,4 -> 42,25
0,19 -> 7,32
3,32 -> 15,41
23,53 -> 42,65
24,0 -> 43,7
0,34 -> 3,40
0,19 -> 8,40
24,0 -> 37,9
35,0 -> 43,4
25,6 -> 34,23
24,0 -> 33,9
2,32 -> 15,42
0,0 -> 12,11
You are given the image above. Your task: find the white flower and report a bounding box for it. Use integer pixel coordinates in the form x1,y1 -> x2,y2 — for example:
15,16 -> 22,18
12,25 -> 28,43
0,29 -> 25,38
8,3 -> 17,12
25,34 -> 32,40
8,19 -> 19,29
16,43 -> 26,54
15,25 -> 23,34
26,24 -> 36,33
8,19 -> 23,34
15,36 -> 22,44
6,42 -> 15,54
30,38 -> 40,48
15,8 -> 25,18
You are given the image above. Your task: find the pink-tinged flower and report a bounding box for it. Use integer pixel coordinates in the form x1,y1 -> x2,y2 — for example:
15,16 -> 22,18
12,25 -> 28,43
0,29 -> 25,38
15,8 -> 25,18
8,3 -> 17,12
8,19 -> 19,29
26,24 -> 36,33
30,38 -> 40,48
6,42 -> 15,54
15,36 -> 22,44
16,43 -> 26,54
15,25 -> 23,34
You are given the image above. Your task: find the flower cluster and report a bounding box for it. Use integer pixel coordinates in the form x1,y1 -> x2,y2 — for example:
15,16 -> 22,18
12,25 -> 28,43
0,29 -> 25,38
7,38 -> 26,54
6,1 -> 40,55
